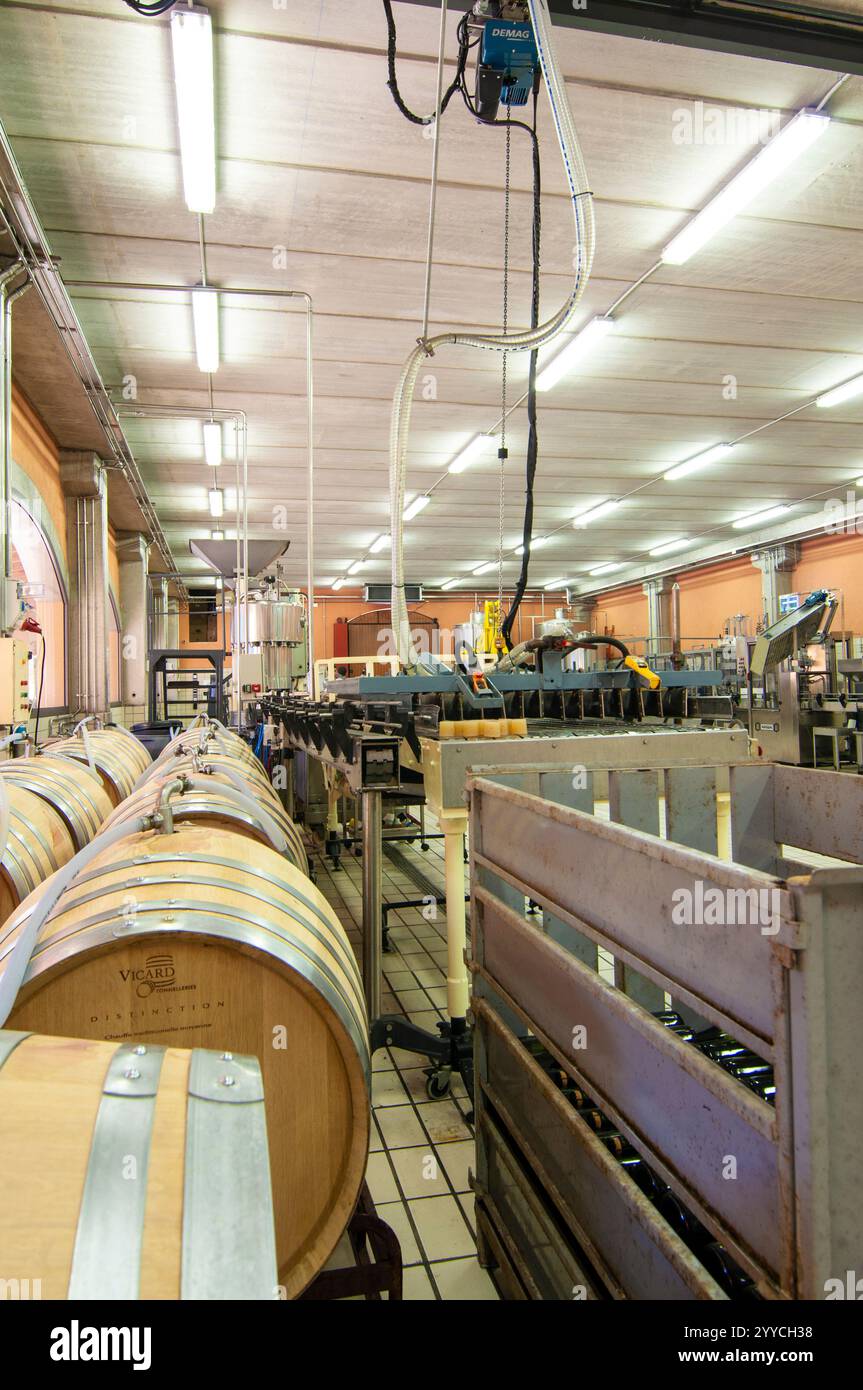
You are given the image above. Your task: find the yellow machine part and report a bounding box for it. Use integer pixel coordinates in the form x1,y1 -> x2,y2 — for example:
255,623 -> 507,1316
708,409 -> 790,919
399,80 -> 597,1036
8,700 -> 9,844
623,654 -> 662,690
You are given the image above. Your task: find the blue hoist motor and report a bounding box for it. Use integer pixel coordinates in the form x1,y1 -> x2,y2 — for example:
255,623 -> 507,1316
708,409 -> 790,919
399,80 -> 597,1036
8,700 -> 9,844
471,2 -> 540,121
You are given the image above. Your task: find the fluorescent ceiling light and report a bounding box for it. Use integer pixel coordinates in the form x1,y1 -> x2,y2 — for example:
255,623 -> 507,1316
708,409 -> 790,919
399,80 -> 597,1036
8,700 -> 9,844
815,373 -> 863,410
441,578 -> 460,590
370,534 -> 390,554
731,504 -> 790,530
207,487 -> 224,518
203,419 -> 222,467
192,288 -> 220,373
536,316 -> 614,393
170,6 -> 216,215
332,578 -> 345,591
514,536 -> 547,555
664,443 -> 732,482
573,498 -> 620,528
661,110 -> 830,265
649,537 -> 693,556
472,561 -> 496,576
448,435 -> 488,475
589,562 -> 622,576
347,560 -> 365,575
543,578 -> 567,590
856,477 -> 863,488
210,529 -> 224,540
403,495 -> 431,520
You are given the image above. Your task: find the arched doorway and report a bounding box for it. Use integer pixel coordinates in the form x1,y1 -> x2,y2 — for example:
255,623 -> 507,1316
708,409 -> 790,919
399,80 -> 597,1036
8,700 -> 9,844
9,497 -> 67,711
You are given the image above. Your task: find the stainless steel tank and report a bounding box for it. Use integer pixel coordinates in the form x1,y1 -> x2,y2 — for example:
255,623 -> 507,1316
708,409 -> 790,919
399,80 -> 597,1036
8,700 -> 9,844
235,595 -> 306,690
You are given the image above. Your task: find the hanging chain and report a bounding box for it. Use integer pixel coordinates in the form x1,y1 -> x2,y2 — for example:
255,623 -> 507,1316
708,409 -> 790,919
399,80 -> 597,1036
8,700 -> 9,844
498,103 -> 512,634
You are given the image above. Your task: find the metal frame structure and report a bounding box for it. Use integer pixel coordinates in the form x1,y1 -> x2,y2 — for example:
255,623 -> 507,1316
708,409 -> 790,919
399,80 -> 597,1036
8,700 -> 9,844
399,0 -> 863,78
469,761 -> 863,1299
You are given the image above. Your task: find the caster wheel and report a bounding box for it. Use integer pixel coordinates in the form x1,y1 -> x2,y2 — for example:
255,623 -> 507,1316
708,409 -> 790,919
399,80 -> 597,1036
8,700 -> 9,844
426,1071 -> 451,1100
420,843 -> 430,852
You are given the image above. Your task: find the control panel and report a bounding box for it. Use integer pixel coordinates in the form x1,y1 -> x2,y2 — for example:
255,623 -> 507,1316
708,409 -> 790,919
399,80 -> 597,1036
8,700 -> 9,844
0,637 -> 32,724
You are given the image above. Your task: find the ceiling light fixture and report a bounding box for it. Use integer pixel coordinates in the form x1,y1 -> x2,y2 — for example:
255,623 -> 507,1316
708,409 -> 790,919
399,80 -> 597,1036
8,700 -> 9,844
572,498 -> 620,528
815,373 -> 863,410
332,578 -> 345,591
661,110 -> 830,265
514,536 -> 547,555
192,288 -> 220,373
663,443 -> 733,482
472,561 -> 496,576
589,562 -> 622,576
170,6 -> 216,215
543,577 -> 567,590
203,419 -> 222,467
210,528 -> 224,541
649,537 -> 693,556
370,534 -> 390,554
447,435 -> 488,475
403,495 -> 431,520
207,487 -> 224,519
347,560 -> 365,575
536,316 -> 615,393
731,504 -> 790,530
441,578 -> 460,590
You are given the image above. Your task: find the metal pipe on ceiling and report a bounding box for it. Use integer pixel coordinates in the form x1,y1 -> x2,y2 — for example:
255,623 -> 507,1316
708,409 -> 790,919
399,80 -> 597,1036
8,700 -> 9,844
66,280 -> 316,694
0,121 -> 184,595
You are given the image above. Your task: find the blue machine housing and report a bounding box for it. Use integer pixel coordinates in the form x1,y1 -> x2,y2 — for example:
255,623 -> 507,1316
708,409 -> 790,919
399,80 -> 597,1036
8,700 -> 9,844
477,18 -> 538,113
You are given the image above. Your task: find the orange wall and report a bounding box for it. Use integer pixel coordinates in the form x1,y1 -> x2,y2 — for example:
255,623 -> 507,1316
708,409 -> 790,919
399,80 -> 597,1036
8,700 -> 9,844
795,532 -> 863,633
310,591 -> 568,663
593,533 -> 863,645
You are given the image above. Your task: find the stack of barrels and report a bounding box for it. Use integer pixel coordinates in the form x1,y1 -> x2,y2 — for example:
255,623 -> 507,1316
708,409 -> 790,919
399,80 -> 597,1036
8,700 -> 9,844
0,723 -> 149,924
0,717 -> 370,1299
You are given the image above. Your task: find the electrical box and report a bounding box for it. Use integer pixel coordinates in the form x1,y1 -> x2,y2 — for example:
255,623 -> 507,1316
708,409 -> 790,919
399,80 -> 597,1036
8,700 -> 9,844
0,637 -> 32,724
234,651 -> 264,698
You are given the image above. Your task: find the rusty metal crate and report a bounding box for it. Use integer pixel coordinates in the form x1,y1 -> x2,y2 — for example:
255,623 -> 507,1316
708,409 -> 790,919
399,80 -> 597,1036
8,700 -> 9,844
468,761 -> 863,1300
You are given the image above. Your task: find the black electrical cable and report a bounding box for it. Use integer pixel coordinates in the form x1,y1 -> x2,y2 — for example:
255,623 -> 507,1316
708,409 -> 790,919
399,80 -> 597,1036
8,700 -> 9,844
501,82 -> 541,651
33,634 -> 46,749
382,0 -> 469,125
123,1 -> 178,15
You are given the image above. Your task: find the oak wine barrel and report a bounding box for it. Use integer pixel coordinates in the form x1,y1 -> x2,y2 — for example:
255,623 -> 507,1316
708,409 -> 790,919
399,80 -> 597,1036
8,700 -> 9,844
0,1030 -> 277,1299
0,783 -> 76,925
49,727 -> 152,806
0,756 -> 113,852
1,824 -> 370,1298
112,751 -> 306,872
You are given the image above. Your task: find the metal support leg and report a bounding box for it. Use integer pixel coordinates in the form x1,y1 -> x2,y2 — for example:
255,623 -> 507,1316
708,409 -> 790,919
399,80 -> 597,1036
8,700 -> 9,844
362,789 -> 382,1025
284,749 -> 295,821
443,811 -> 470,1025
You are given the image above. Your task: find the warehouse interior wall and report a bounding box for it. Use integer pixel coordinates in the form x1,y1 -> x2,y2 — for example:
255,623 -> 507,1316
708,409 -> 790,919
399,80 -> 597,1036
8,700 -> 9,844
594,532 -> 863,645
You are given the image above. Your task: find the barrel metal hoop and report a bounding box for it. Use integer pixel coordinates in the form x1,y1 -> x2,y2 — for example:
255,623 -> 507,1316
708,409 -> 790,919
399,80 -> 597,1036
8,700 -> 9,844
22,896 -> 368,1054
15,915 -> 370,1085
182,1049 -> 278,1299
59,851 -> 358,981
105,800 -> 305,870
8,818 -> 56,873
0,1028 -> 31,1071
67,1042 -> 167,1300
49,866 -> 364,995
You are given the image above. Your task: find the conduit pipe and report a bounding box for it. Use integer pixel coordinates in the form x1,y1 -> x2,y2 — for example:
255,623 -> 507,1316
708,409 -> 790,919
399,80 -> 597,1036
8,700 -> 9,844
389,0 -> 595,669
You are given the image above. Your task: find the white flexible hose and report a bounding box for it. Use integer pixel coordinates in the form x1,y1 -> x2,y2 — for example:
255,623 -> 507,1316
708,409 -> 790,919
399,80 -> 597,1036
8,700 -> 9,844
390,0 -> 595,668
0,814 -> 151,1026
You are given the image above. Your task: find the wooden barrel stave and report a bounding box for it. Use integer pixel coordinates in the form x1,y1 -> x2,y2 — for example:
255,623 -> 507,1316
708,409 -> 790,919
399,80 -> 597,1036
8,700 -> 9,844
0,1030 -> 277,1299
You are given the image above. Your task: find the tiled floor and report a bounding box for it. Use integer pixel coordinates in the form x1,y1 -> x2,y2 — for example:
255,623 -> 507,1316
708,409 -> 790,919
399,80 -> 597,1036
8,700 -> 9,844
314,820 -> 499,1301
